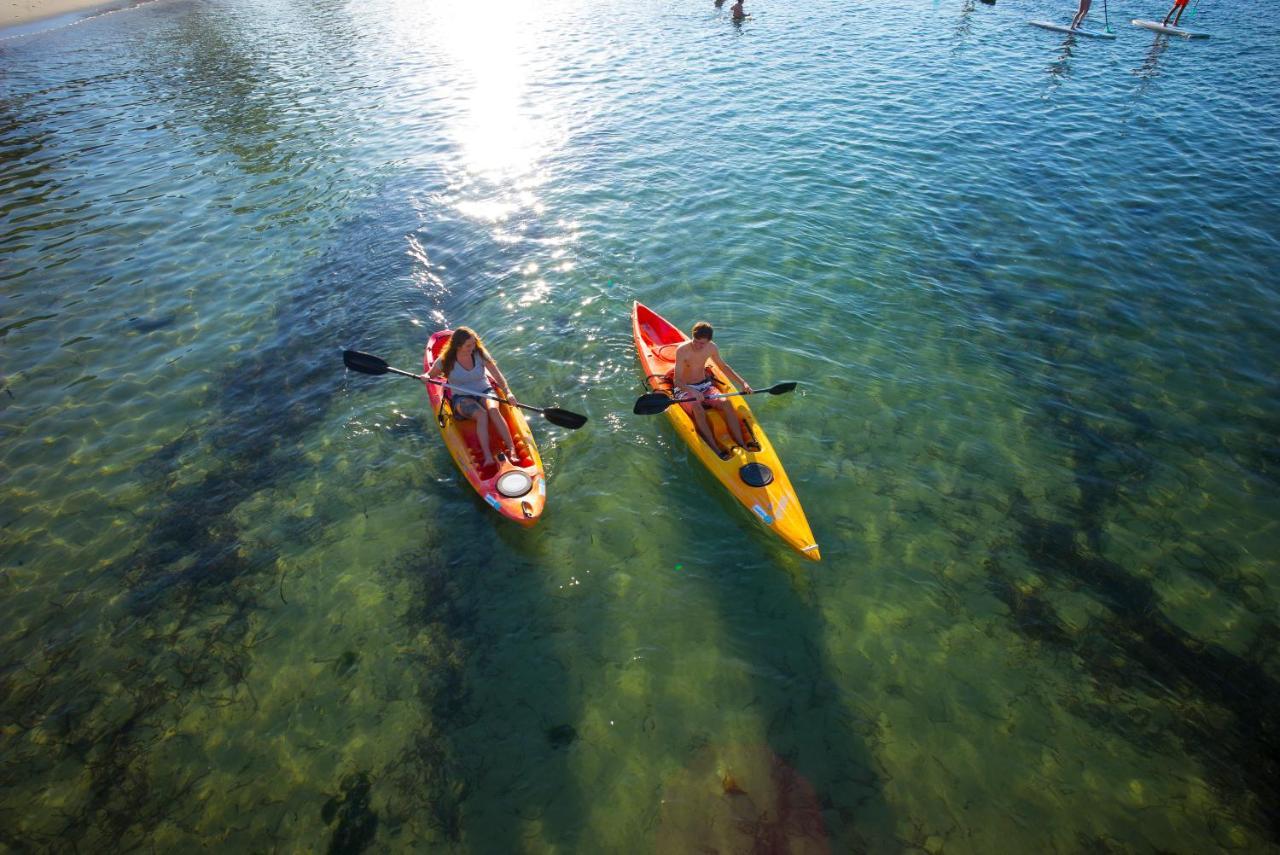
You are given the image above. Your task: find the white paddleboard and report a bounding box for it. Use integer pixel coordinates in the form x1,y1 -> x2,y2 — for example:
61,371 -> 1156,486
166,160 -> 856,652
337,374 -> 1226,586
1028,20 -> 1117,39
1131,19 -> 1210,38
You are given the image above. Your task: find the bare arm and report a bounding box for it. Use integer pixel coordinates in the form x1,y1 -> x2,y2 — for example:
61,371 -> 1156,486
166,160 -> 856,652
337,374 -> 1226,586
427,356 -> 445,379
484,356 -> 517,400
710,345 -> 752,393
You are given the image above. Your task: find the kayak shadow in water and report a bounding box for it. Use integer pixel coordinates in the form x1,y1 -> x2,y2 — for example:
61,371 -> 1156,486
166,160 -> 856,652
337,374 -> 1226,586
673,547 -> 896,852
953,0 -> 976,48
425,524 -> 592,852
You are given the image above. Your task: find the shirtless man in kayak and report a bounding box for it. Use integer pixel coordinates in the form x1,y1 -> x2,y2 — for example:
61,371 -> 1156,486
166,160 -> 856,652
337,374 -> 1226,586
672,321 -> 759,459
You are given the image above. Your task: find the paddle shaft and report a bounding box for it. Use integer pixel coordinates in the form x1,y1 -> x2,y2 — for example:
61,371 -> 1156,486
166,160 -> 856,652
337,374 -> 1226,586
700,388 -> 761,402
342,349 -> 587,429
634,382 -> 797,415
672,381 -> 795,402
390,366 -> 539,414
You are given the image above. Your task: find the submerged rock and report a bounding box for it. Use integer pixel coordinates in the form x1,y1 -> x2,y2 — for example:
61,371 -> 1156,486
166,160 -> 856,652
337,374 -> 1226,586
546,724 -> 578,749
322,772 -> 379,855
333,650 -> 360,679
658,742 -> 830,854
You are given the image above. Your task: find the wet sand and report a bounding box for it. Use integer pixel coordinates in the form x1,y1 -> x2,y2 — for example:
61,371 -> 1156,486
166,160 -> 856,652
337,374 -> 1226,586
2,0 -> 135,30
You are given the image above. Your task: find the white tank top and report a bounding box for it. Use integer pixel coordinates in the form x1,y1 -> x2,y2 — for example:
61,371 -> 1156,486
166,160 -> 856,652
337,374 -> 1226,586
448,353 -> 491,396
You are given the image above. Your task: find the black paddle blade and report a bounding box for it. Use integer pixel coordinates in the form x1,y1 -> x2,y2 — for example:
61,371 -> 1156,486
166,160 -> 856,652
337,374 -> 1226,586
633,392 -> 676,415
766,381 -> 797,395
542,408 -> 588,430
343,350 -> 390,375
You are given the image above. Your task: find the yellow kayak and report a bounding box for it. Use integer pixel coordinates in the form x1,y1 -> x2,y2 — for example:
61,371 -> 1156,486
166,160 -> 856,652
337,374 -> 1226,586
631,301 -> 820,561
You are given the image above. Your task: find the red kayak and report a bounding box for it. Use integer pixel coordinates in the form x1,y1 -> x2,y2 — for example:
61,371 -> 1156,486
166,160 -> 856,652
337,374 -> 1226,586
423,330 -> 547,525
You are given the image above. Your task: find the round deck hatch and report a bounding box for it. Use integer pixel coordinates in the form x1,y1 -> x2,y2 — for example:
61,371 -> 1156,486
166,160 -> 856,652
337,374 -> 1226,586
496,470 -> 533,498
739,462 -> 774,487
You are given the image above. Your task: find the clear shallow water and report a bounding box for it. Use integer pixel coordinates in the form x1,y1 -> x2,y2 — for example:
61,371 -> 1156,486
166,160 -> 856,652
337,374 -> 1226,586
2,0 -> 1278,850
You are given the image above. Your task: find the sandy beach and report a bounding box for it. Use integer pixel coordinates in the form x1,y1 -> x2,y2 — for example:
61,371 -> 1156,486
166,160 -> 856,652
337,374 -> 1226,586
2,0 -> 130,30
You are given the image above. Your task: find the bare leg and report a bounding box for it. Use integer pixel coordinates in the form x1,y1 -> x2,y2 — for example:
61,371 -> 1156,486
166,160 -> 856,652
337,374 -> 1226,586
686,404 -> 725,457
1173,6 -> 1184,25
713,400 -> 748,448
1071,0 -> 1090,28
473,408 -> 495,466
1163,4 -> 1174,24
486,400 -> 517,457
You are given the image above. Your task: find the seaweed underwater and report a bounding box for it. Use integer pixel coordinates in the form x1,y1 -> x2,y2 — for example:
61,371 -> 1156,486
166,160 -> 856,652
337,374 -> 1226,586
0,181 -> 503,849
377,547 -> 474,846
0,248 -> 350,849
960,264 -> 1280,843
988,492 -> 1280,843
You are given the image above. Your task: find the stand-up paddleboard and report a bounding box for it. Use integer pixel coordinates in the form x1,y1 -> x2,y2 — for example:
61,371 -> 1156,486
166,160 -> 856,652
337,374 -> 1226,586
1028,20 -> 1117,39
1131,19 -> 1210,38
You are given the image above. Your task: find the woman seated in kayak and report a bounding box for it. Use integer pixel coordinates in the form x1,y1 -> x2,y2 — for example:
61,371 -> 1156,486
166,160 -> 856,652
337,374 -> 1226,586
427,326 -> 519,468
673,321 -> 760,460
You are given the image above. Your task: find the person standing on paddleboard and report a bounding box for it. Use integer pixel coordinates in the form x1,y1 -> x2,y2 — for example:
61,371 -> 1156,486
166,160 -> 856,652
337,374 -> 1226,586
673,322 -> 758,460
1070,0 -> 1091,28
1162,0 -> 1189,27
427,326 -> 520,469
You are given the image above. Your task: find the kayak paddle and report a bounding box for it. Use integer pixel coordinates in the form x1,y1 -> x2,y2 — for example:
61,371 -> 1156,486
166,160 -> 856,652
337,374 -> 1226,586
342,349 -> 588,430
632,382 -> 798,415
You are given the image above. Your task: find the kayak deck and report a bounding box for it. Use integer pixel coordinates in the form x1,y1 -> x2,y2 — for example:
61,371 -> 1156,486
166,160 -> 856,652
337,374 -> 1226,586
631,302 -> 820,561
424,331 -> 546,525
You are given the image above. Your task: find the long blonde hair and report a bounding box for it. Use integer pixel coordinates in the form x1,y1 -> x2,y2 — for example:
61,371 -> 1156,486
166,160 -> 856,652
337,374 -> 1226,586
439,326 -> 490,375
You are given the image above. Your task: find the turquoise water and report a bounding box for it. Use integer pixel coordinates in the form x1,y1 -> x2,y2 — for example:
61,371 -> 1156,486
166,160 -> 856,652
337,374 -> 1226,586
3,0 -> 1278,850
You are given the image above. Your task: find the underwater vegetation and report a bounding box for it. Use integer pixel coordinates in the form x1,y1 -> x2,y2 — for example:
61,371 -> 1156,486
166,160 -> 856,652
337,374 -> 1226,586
0,185 -> 483,849
988,490 -> 1280,843
322,772 -> 379,855
961,267 -> 1280,843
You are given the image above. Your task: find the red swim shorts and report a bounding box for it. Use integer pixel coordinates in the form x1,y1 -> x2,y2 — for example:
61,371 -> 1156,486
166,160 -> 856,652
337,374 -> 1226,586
1174,0 -> 1188,7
